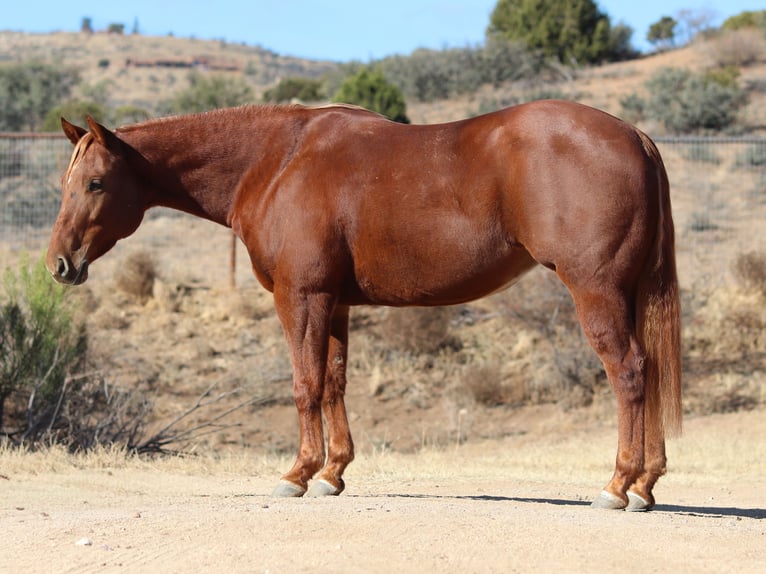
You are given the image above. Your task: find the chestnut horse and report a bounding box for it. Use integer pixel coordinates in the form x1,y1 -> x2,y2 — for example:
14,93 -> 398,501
47,101 -> 681,510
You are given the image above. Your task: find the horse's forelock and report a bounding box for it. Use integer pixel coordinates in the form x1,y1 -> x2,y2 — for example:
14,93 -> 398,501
65,132 -> 95,184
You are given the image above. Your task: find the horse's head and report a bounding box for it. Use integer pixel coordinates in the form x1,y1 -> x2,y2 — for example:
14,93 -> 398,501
47,116 -> 147,285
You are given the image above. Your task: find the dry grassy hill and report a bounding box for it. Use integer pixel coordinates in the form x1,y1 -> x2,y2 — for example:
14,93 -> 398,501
2,29 -> 766,130
0,31 -> 337,113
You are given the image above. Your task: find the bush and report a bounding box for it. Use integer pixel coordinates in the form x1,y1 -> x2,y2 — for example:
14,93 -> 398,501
332,68 -> 410,123
619,92 -> 646,124
733,251 -> 766,298
644,67 -> 748,133
115,251 -> 157,302
0,254 -> 87,435
721,10 -> 766,32
705,29 -> 766,68
41,100 -> 107,132
0,62 -> 80,131
379,307 -> 459,355
378,39 -> 549,102
160,72 -> 254,115
262,77 -> 324,103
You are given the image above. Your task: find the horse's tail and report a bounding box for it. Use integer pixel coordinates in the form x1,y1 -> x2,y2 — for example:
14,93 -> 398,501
636,131 -> 683,438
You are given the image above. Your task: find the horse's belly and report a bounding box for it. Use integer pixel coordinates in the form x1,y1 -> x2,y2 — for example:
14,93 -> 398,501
348,244 -> 537,307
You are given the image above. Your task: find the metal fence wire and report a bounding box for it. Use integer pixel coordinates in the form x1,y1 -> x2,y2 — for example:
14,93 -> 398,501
1,133 -> 765,290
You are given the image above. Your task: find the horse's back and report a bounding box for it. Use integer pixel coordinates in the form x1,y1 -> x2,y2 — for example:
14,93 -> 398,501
237,101 -> 666,306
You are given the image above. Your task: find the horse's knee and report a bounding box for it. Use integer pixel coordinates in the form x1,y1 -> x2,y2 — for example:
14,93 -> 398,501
293,377 -> 323,411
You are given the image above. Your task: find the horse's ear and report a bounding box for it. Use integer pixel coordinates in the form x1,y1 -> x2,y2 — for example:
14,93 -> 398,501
86,115 -> 124,155
61,118 -> 87,145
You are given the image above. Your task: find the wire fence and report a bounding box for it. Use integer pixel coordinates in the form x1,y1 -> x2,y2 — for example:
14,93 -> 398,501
1,132 -> 765,292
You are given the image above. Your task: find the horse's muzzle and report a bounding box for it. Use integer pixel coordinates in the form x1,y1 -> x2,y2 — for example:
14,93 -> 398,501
50,255 -> 89,285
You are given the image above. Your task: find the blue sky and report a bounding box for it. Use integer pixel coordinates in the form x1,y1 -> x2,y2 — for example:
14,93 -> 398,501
3,1 -> 764,61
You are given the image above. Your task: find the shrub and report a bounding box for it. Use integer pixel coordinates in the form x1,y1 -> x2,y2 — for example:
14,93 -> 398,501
379,307 -> 458,355
262,77 -> 324,103
644,67 -> 748,133
41,100 -> 107,132
721,10 -> 766,32
332,68 -> 409,123
115,251 -> 157,302
619,92 -> 646,124
160,72 -> 254,115
706,28 -> 766,67
733,251 -> 766,298
0,254 -> 87,435
0,62 -> 80,131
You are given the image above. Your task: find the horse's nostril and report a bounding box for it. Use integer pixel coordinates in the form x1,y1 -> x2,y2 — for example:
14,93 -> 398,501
57,256 -> 70,278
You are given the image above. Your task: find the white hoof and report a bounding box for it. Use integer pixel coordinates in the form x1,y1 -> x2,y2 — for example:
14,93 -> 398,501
271,480 -> 306,498
626,491 -> 652,512
306,479 -> 342,497
590,490 -> 627,510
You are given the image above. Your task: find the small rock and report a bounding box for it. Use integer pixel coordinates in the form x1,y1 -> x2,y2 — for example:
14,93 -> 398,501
75,537 -> 92,547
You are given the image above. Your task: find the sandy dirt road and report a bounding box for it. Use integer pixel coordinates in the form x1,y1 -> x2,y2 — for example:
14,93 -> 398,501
2,409 -> 764,573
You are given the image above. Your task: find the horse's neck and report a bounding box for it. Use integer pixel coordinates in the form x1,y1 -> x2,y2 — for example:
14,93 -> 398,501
121,109 -> 292,227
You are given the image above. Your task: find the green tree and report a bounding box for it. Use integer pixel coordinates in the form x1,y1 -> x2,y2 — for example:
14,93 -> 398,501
647,16 -> 677,50
332,68 -> 409,123
0,63 -> 80,131
80,17 -> 93,34
161,72 -> 254,115
488,0 -> 616,64
263,77 -> 324,103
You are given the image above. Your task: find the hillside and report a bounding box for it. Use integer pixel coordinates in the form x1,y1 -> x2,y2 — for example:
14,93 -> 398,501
0,31 -> 337,115
2,29 -> 766,130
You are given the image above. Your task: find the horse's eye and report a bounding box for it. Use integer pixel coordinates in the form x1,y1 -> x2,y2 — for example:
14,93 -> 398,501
88,179 -> 103,192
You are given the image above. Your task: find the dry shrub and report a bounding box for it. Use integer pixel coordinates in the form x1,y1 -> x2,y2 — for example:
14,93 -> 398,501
463,363 -> 525,407
115,251 -> 157,302
379,306 -> 460,355
488,271 -> 605,407
705,29 -> 766,68
733,250 -> 766,298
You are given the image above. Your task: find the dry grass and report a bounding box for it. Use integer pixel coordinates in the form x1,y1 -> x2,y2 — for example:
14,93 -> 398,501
3,405 -> 765,487
703,28 -> 766,68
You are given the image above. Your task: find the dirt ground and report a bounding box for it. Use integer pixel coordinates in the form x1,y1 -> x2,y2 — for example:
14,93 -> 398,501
2,407 -> 764,574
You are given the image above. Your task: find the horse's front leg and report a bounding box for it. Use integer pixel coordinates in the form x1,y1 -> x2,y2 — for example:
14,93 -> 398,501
271,288 -> 334,497
305,304 -> 355,497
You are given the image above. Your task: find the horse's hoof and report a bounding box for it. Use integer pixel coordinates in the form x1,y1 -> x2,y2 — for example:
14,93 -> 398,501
626,491 -> 653,512
305,479 -> 342,497
590,490 -> 627,510
271,480 -> 306,497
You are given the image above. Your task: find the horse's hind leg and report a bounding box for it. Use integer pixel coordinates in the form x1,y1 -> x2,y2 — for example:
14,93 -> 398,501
568,286 -> 648,510
626,420 -> 667,511
306,305 -> 355,497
